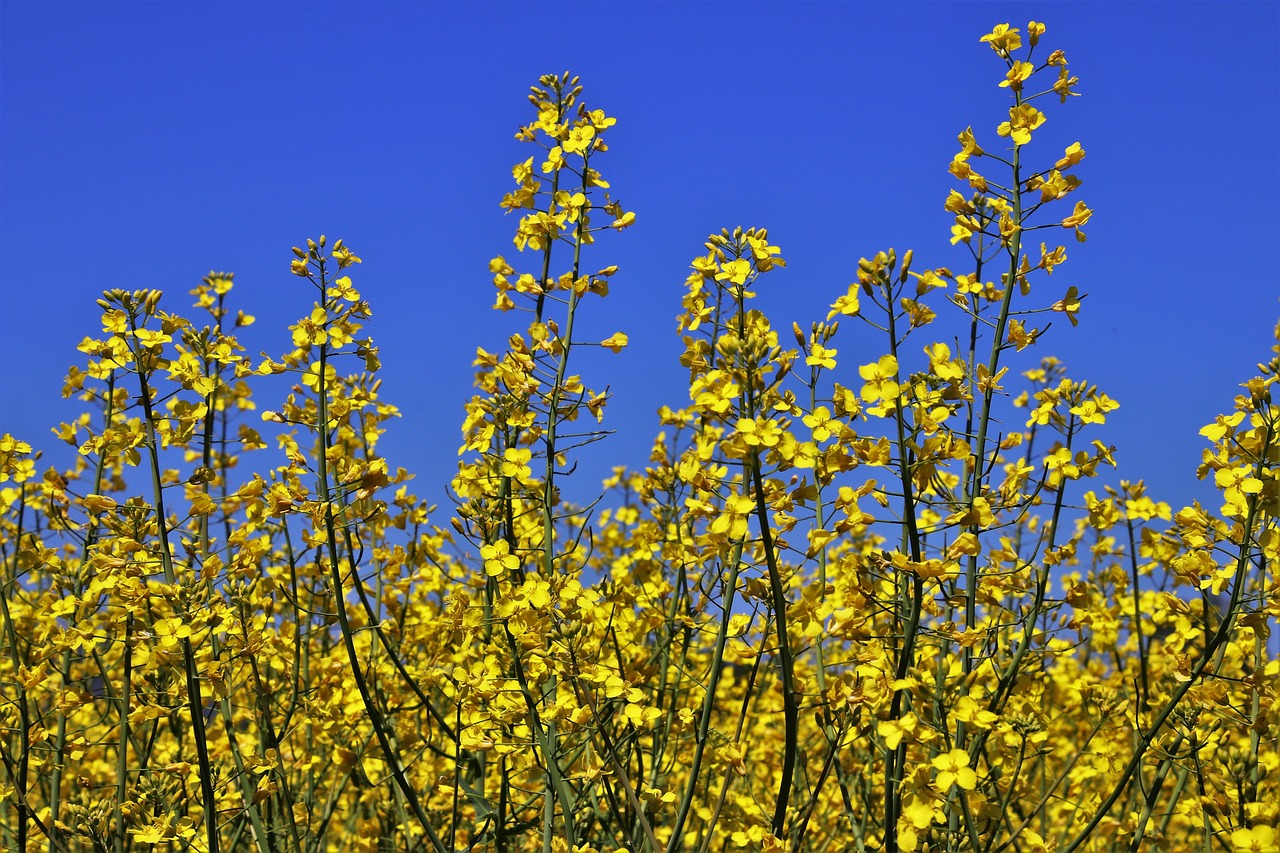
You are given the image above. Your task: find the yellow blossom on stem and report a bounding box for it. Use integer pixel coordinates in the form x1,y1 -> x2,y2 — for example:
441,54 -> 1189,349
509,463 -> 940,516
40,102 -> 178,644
980,23 -> 1022,55
998,104 -> 1046,146
932,749 -> 978,791
859,355 -> 900,403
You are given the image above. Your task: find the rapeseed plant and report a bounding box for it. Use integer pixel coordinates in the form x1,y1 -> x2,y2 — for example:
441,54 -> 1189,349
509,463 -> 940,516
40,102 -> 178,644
1,22 -> 1276,853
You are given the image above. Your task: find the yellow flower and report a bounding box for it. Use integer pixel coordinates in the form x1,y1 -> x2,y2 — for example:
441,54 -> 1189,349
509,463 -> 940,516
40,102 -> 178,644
878,712 -> 918,750
715,258 -> 752,286
1231,825 -> 1278,853
1054,66 -> 1081,102
1056,141 -> 1086,170
805,343 -> 837,369
858,355 -> 900,403
1050,285 -> 1085,326
1061,201 -> 1093,241
326,275 -> 360,302
501,447 -> 533,480
600,332 -> 628,353
957,126 -> 984,157
1036,170 -> 1080,202
301,362 -> 336,391
735,417 -> 783,448
542,145 -> 565,173
131,816 -> 175,844
802,406 -> 836,442
1044,446 -> 1081,484
979,23 -> 1022,55
561,124 -> 596,155
932,748 -> 978,791
1000,61 -> 1035,91
827,284 -> 860,320
997,104 -> 1046,146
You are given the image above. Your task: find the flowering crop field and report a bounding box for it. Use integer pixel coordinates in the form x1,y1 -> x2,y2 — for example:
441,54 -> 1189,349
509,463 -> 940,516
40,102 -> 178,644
1,21 -> 1277,853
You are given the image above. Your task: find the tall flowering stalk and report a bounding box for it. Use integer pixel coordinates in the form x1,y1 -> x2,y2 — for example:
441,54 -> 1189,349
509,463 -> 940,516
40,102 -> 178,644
453,72 -> 633,851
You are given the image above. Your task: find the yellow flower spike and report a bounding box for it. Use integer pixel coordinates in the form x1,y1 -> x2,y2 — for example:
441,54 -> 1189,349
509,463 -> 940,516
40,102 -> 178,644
18,35 -> 1280,853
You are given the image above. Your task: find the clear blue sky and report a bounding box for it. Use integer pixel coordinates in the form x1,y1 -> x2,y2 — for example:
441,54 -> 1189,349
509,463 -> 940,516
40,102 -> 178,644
2,1 -> 1278,515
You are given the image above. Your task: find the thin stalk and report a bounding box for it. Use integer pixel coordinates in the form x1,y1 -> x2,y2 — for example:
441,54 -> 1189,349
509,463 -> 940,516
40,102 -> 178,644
114,614 -> 132,853
1125,518 -> 1151,711
0,484 -> 30,853
666,541 -> 745,853
195,325 -> 274,853
50,370 -> 115,852
308,265 -> 448,853
747,449 -> 798,839
805,375 -> 862,850
1125,734 -> 1183,853
1060,424 -> 1272,853
533,167 -> 588,853
127,306 -> 220,853
961,105 -> 1026,714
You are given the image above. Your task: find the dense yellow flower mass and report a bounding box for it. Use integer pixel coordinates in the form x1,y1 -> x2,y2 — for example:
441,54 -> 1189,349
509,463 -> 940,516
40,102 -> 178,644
1,25 -> 1277,853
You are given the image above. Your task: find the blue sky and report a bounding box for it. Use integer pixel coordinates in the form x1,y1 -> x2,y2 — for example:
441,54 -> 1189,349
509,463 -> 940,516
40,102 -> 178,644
2,1 -> 1277,516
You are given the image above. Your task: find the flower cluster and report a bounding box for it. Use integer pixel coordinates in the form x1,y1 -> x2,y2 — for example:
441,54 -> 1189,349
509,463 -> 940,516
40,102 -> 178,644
0,24 -> 1276,853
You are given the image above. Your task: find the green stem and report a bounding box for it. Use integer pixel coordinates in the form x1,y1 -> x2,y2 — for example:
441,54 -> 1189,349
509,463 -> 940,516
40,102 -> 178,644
0,485 -> 30,853
1060,423 -> 1273,853
308,265 -> 448,853
128,307 -> 220,853
666,541 -> 744,853
50,370 -> 114,852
